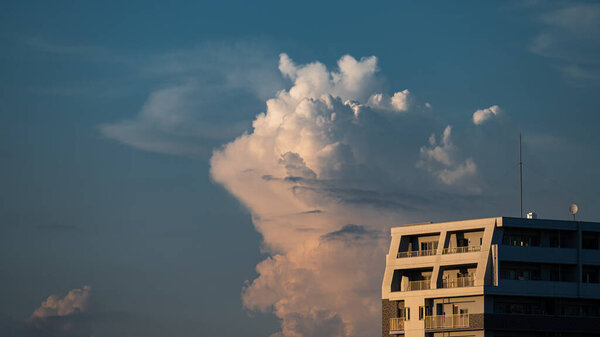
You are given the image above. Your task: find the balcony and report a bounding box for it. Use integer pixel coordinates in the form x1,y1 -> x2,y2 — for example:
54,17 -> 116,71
389,318 -> 404,333
442,275 -> 474,289
424,314 -> 470,330
405,279 -> 431,291
397,249 -> 437,258
442,246 -> 481,254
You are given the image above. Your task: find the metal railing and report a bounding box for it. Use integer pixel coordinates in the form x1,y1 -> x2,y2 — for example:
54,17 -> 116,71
397,249 -> 437,258
405,279 -> 431,291
389,318 -> 404,332
442,246 -> 481,254
424,314 -> 469,330
442,275 -> 474,288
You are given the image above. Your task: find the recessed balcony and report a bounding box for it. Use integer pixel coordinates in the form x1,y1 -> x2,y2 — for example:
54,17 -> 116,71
406,279 -> 431,291
441,275 -> 475,288
389,317 -> 404,333
397,233 -> 439,259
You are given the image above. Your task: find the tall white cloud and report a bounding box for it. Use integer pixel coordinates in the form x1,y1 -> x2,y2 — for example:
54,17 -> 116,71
211,54 -> 485,337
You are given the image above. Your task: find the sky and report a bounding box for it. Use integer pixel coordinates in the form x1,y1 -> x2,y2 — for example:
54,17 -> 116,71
1,1 -> 600,337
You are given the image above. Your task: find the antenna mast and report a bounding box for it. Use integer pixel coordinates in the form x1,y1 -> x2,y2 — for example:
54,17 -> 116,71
519,132 -> 523,218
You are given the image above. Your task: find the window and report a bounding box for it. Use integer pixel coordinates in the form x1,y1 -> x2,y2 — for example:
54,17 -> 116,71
502,231 -> 540,247
582,267 -> 599,283
500,265 -> 541,281
582,232 -> 599,250
419,306 -> 424,320
549,231 -> 560,248
399,307 -> 410,320
436,303 -> 444,315
420,241 -> 438,252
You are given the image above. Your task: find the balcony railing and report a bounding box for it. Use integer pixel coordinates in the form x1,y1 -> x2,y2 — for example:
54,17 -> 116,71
405,279 -> 431,291
424,314 -> 469,330
442,275 -> 474,288
389,318 -> 404,333
397,249 -> 437,258
442,246 -> 481,254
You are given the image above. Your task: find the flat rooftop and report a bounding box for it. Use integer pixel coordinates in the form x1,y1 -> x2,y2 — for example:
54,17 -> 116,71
394,216 -> 600,231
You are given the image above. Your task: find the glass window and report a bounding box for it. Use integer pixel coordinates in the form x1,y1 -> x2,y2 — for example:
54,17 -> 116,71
399,307 -> 410,320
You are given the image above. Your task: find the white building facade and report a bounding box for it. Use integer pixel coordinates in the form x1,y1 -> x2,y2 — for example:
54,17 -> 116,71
381,217 -> 600,337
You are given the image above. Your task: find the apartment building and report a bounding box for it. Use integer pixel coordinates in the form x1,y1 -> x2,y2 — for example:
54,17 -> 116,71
381,216 -> 600,337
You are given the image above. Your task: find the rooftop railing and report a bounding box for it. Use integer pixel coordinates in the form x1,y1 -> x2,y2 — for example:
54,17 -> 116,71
405,279 -> 431,291
442,246 -> 481,254
397,249 -> 437,258
389,318 -> 404,333
424,314 -> 469,330
442,275 -> 474,288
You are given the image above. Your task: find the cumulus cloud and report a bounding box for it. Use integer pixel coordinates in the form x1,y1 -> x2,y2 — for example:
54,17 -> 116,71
367,90 -> 412,113
278,53 -> 378,103
28,286 -> 92,336
30,286 -> 91,320
472,105 -> 501,125
211,53 -> 487,337
417,126 -> 477,185
211,54 -> 415,337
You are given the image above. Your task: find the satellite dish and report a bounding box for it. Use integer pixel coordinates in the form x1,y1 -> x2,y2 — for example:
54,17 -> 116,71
569,204 -> 578,215
569,203 -> 578,221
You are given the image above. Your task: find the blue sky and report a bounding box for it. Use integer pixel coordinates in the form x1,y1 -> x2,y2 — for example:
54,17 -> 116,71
1,1 -> 599,336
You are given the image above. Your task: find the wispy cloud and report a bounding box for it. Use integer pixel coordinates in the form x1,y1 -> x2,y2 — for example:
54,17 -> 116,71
320,224 -> 379,242
20,37 -> 286,157
99,81 -> 252,157
530,2 -> 600,86
98,42 -> 284,157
